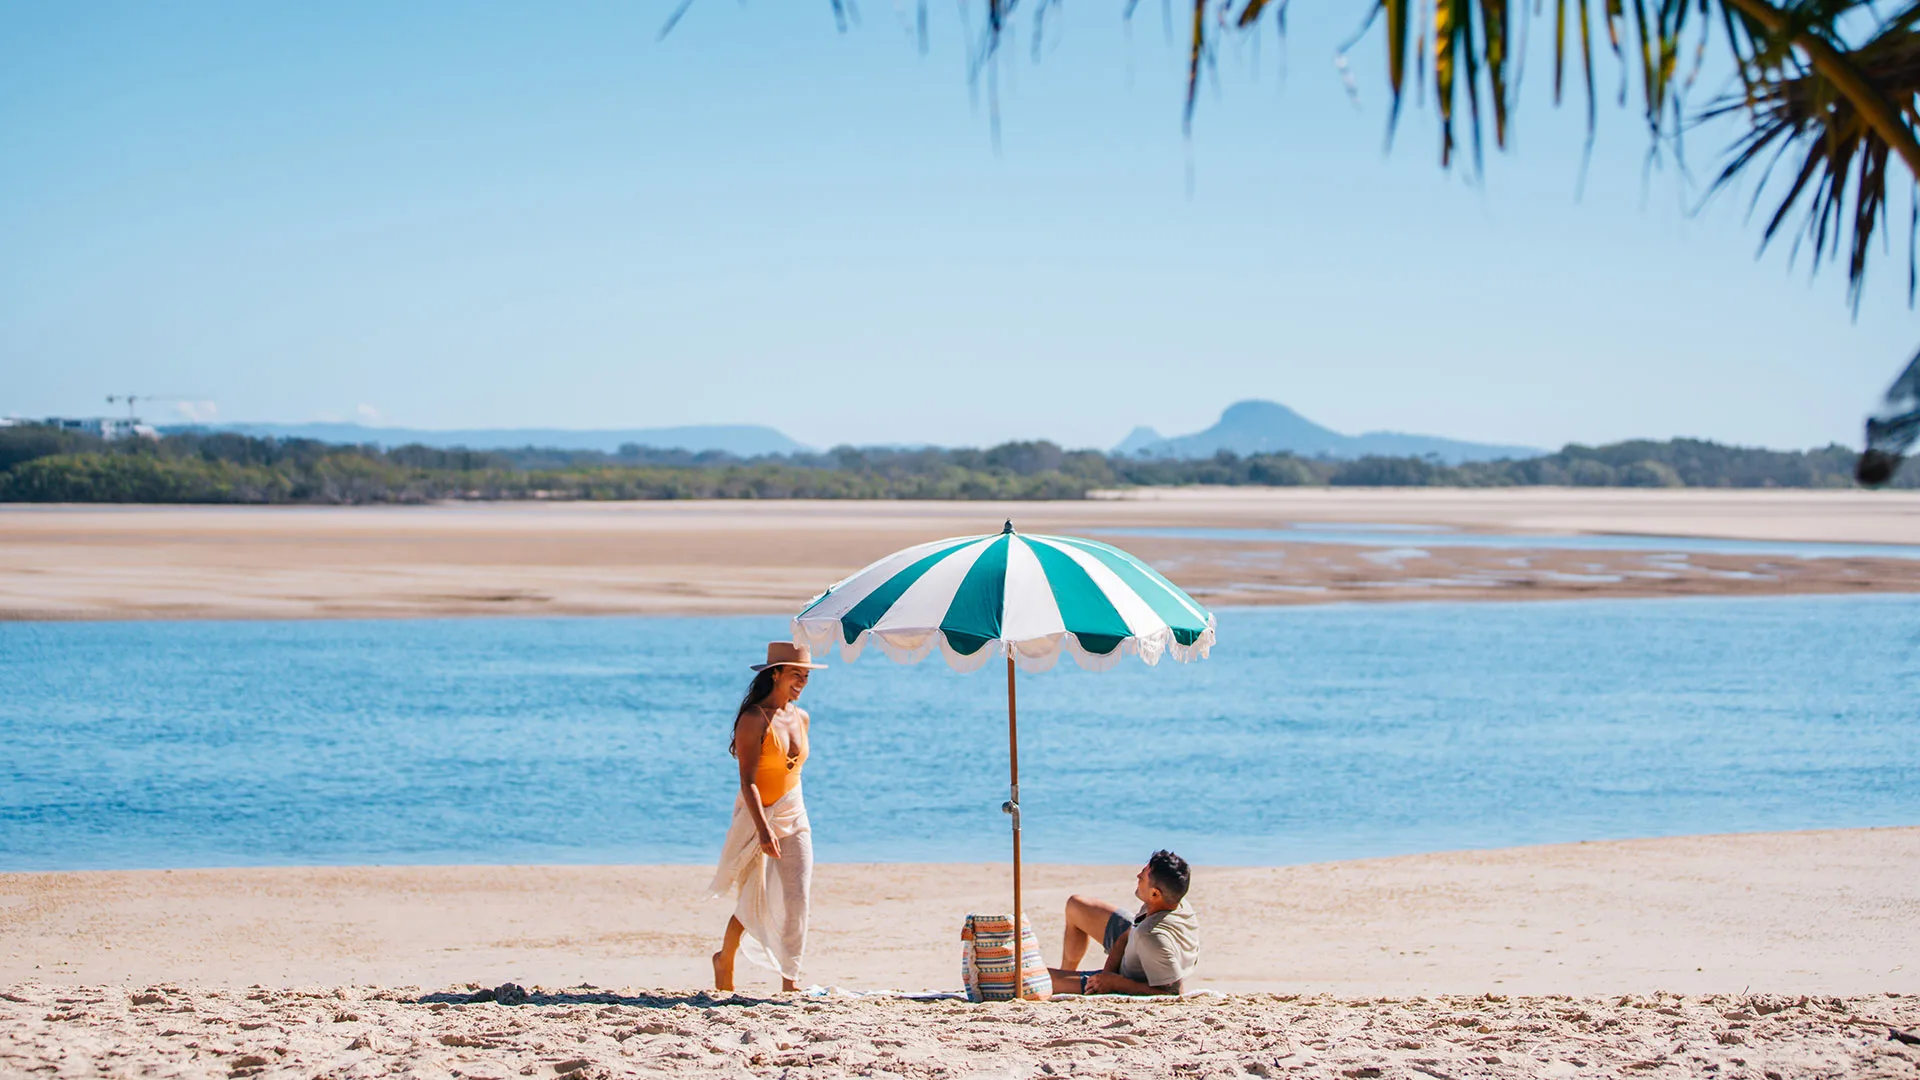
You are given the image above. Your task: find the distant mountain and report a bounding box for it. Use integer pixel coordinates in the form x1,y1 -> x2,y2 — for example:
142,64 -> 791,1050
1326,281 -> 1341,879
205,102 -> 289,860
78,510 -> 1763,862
162,422 -> 810,457
1116,400 -> 1543,464
1113,426 -> 1166,457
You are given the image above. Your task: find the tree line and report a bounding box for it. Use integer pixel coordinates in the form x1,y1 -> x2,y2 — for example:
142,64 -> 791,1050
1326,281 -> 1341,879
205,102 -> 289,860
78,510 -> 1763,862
0,425 -> 1907,504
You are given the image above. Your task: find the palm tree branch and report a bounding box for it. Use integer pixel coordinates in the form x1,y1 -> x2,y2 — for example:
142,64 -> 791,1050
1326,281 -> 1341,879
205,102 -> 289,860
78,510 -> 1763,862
1721,0 -> 1920,177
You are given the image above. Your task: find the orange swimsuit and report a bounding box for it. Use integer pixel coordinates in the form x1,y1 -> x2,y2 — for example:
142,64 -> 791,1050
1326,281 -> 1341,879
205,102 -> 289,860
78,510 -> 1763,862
752,715 -> 808,806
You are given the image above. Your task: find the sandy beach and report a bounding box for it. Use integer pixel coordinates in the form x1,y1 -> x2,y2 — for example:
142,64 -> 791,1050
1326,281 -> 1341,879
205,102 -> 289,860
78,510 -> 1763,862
5,985 -> 1915,1079
3,489 -> 1918,620
6,494 -> 1917,1075
4,828 -> 1918,1076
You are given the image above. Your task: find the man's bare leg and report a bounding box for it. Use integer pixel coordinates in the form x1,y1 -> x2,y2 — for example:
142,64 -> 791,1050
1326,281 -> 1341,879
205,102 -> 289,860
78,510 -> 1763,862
1060,894 -> 1124,970
712,916 -> 745,991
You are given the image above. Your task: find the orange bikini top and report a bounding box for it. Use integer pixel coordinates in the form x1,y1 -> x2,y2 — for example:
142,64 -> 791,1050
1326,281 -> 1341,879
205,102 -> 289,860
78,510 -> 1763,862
751,712 -> 808,806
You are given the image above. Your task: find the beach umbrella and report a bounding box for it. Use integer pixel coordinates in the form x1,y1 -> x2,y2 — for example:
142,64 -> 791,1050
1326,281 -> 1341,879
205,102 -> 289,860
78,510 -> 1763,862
792,521 -> 1215,928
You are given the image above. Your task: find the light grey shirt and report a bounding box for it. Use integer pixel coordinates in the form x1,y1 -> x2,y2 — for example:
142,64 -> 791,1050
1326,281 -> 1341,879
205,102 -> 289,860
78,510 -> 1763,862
1118,898 -> 1199,987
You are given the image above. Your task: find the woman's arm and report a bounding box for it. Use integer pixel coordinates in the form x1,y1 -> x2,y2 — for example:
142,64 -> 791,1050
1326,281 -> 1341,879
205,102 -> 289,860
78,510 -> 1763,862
733,707 -> 780,858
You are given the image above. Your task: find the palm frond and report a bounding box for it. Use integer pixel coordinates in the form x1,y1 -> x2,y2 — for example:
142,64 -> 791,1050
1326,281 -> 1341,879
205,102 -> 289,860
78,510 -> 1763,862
1704,13 -> 1920,309
805,0 -> 1920,481
1186,0 -> 1208,131
1859,346 -> 1920,484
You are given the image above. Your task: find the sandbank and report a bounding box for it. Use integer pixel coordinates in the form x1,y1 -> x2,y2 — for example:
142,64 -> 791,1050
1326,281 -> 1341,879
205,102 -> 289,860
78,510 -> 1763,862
2,489 -> 1917,620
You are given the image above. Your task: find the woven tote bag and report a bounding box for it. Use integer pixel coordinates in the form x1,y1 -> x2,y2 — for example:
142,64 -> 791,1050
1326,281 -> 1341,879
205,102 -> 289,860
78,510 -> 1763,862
960,912 -> 1052,1002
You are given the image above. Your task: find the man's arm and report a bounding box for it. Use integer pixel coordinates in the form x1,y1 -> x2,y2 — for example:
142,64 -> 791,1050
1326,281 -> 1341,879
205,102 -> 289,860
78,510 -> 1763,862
1101,929 -> 1128,974
1082,922 -> 1182,999
1086,930 -> 1182,995
1083,971 -> 1182,996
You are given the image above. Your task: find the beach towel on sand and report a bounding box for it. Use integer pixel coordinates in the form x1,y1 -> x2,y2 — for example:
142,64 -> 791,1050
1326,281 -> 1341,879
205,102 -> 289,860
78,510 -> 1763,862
708,787 -> 812,981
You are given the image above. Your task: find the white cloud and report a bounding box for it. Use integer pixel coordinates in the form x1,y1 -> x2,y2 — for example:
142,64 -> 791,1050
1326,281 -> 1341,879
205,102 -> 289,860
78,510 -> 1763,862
174,400 -> 219,423
356,403 -> 381,424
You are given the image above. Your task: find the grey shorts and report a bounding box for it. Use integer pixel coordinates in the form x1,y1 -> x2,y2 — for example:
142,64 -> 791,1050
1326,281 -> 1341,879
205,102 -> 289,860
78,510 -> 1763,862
1103,911 -> 1131,951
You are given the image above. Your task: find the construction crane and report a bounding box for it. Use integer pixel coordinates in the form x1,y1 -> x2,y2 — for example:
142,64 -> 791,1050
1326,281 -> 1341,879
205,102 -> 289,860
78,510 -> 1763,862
104,394 -> 203,421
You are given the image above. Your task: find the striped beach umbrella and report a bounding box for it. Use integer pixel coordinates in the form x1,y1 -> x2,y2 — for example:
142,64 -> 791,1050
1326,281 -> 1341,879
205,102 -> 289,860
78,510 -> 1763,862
792,521 -> 1215,940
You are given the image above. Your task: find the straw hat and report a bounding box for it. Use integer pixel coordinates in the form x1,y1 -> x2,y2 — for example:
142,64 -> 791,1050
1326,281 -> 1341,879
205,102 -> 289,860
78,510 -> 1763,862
751,641 -> 827,671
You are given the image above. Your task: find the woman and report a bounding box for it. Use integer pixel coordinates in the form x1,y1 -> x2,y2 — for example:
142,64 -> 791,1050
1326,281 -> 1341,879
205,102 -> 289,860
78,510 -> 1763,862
708,641 -> 824,993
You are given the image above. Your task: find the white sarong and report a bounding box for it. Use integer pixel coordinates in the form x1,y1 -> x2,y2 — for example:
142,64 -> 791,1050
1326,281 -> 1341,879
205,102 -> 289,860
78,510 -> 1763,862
707,786 -> 813,980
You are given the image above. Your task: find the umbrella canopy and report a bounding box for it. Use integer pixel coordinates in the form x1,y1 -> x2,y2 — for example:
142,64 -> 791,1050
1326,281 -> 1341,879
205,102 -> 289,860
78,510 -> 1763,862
789,522 -> 1214,984
793,522 -> 1215,673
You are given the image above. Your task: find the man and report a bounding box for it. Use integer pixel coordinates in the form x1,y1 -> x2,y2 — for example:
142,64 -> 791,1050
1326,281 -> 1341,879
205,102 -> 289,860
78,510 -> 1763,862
1049,849 -> 1199,996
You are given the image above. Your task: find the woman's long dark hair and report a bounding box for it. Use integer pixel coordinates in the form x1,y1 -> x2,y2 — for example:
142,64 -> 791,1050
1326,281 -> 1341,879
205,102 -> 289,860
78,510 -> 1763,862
728,668 -> 778,757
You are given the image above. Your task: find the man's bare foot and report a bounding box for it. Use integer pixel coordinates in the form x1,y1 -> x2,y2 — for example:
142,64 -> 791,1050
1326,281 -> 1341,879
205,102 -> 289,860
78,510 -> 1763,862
712,950 -> 734,992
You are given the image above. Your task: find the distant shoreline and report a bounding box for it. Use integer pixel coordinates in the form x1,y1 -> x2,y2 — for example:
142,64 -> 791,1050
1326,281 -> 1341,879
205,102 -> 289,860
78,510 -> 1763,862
3,489 -> 1917,621
5,422 -> 1910,506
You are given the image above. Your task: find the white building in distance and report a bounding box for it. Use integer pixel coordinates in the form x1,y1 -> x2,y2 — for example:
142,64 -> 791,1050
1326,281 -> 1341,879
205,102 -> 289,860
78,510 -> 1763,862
12,417 -> 159,441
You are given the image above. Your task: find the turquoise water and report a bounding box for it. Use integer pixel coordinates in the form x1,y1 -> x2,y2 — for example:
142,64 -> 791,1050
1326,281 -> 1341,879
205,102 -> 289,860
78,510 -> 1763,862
1,596 -> 1916,871
1094,524 -> 1920,559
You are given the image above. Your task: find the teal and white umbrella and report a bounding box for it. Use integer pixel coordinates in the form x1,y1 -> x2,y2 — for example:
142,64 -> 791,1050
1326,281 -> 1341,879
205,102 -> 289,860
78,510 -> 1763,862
792,521 -> 1215,939
794,521 -> 1214,674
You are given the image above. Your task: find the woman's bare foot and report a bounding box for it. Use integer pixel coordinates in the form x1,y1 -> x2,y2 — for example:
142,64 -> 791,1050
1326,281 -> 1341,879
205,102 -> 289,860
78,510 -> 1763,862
712,950 -> 735,992
781,977 -> 799,993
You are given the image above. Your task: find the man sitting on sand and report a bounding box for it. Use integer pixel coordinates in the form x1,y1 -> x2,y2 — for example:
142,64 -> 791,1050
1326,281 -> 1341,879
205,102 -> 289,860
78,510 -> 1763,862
1049,849 -> 1199,996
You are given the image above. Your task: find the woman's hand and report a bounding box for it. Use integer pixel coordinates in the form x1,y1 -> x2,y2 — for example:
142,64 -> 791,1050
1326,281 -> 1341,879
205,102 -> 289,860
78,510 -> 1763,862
758,834 -> 782,859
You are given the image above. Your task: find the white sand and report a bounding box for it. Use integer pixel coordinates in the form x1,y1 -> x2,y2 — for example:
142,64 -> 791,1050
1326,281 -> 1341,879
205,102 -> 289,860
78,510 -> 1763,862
3,829 -> 1918,1077
4,984 -> 1915,1079
3,830 -> 1914,995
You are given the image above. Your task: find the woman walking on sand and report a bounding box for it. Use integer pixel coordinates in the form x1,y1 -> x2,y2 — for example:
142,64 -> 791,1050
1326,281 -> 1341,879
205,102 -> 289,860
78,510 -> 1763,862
709,641 -> 824,992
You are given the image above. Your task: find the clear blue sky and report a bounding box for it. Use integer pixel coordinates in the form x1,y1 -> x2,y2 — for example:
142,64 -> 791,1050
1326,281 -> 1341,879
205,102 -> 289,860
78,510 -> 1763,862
2,1 -> 1914,452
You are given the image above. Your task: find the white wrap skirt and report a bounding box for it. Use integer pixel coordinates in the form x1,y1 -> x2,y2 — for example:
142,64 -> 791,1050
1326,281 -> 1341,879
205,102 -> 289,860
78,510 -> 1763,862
707,786 -> 813,980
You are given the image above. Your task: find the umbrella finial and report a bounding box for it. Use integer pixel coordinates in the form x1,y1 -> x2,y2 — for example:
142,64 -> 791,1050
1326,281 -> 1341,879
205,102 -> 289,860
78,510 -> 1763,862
1003,520 -> 1015,534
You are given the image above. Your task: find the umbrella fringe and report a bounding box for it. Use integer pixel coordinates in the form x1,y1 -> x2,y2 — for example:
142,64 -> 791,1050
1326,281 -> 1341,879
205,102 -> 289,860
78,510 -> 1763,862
790,618 -> 1218,675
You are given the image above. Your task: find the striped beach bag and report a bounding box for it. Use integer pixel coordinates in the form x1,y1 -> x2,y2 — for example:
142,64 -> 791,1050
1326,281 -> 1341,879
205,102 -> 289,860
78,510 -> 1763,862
960,912 -> 1051,1002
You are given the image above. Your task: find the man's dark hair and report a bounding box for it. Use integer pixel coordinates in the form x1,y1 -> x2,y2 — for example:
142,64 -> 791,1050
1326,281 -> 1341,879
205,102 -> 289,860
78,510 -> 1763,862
1146,849 -> 1190,903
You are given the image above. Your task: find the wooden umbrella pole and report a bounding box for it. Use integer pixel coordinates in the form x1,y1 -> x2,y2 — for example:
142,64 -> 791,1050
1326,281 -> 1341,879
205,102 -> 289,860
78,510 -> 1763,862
1005,652 -> 1023,932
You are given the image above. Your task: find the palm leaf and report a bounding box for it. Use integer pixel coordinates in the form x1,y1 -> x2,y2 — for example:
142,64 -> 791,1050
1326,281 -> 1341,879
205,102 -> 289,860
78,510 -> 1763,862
1859,346 -> 1920,484
1704,9 -> 1920,311
1186,0 -> 1207,131
772,0 -> 1920,480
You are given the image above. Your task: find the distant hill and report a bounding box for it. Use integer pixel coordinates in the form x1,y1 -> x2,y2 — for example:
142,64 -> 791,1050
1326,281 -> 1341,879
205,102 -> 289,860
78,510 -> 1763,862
161,422 -> 810,457
1113,426 -> 1166,456
1116,400 -> 1543,464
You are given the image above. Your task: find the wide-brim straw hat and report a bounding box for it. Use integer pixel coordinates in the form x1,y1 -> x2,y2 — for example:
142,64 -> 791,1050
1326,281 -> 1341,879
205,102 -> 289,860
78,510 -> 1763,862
751,641 -> 827,671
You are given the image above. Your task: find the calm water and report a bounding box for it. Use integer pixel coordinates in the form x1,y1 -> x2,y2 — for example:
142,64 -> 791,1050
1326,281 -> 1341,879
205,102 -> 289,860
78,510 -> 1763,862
1094,524 -> 1920,559
2,596 -> 1916,872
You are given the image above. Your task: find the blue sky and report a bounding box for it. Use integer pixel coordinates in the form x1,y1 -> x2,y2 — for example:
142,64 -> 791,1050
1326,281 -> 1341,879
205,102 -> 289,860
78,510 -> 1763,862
2,1 -> 1914,452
